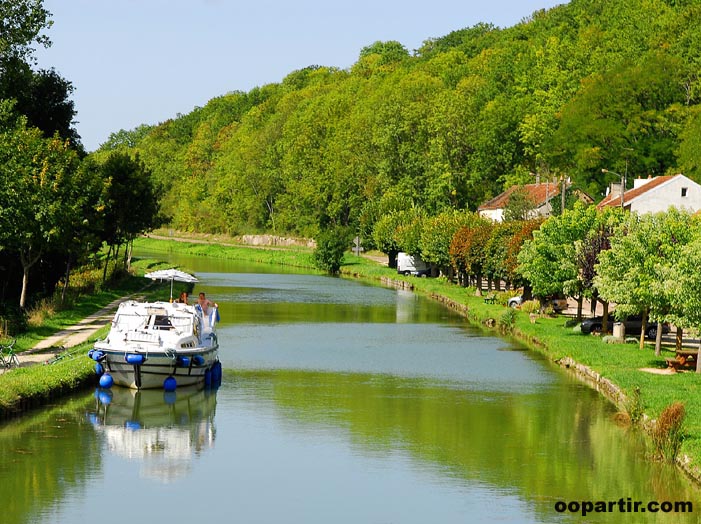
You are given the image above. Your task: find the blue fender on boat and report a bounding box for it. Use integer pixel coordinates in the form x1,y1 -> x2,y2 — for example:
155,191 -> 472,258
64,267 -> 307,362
210,361 -> 222,386
176,356 -> 190,367
163,376 -> 177,392
95,362 -> 104,375
125,353 -> 145,365
193,355 -> 205,366
99,373 -> 113,389
91,351 -> 104,361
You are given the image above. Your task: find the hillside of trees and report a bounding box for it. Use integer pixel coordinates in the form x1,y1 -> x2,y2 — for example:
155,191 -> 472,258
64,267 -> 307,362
101,0 -> 701,243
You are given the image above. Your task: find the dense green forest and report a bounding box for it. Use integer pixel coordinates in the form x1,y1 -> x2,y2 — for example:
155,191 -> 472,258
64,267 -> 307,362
101,0 -> 701,240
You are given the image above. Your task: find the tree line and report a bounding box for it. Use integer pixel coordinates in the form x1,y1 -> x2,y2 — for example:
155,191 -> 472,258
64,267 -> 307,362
6,0 -> 701,326
375,203 -> 701,356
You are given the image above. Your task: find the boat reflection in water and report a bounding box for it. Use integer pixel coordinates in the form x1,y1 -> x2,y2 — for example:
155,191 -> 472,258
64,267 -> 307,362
88,386 -> 217,482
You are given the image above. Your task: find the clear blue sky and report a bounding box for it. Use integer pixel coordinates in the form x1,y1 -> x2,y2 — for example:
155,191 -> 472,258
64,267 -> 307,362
34,0 -> 565,151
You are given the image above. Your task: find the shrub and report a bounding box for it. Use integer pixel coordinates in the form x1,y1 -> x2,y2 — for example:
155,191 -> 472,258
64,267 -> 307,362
498,307 -> 516,331
625,387 -> 644,425
313,227 -> 350,274
26,298 -> 56,327
520,299 -> 540,314
541,304 -> 556,317
651,402 -> 685,462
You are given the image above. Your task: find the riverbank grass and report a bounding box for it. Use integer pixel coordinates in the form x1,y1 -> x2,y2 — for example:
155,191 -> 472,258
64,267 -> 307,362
0,338 -> 97,416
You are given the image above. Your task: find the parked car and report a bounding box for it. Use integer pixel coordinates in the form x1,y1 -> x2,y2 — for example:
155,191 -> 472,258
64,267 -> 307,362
580,315 -> 670,339
396,252 -> 430,277
507,295 -> 568,312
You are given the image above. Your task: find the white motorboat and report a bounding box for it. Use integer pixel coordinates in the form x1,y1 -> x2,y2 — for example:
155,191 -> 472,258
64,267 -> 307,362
91,300 -> 221,390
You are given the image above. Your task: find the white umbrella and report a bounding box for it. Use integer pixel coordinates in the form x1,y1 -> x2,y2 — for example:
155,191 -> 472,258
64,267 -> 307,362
144,269 -> 198,301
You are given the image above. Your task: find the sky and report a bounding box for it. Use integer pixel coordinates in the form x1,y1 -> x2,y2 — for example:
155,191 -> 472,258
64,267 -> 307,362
34,0 -> 565,152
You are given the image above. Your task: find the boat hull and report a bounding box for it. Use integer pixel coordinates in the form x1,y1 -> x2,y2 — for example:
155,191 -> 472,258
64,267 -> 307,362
97,347 -> 219,390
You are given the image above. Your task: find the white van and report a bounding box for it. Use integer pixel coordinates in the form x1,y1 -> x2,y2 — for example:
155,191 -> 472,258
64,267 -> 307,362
396,252 -> 430,277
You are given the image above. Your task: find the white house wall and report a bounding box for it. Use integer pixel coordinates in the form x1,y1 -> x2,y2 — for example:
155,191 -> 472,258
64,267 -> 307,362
630,176 -> 701,214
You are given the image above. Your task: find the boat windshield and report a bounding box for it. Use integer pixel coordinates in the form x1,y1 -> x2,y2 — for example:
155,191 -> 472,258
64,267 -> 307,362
112,313 -> 146,332
112,311 -> 194,333
150,314 -> 192,331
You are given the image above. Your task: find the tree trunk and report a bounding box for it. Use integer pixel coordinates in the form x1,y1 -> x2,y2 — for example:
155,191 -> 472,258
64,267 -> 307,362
125,239 -> 134,270
19,265 -> 30,309
102,244 -> 113,284
61,257 -> 72,305
19,248 -> 42,309
388,249 -> 398,269
655,321 -> 663,356
601,300 -> 609,333
696,334 -> 701,374
676,326 -> 683,353
576,296 -> 583,321
639,308 -> 649,350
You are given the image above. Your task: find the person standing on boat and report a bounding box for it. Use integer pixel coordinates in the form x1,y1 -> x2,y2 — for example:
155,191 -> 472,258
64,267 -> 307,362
177,291 -> 189,304
197,292 -> 220,332
197,292 -> 217,313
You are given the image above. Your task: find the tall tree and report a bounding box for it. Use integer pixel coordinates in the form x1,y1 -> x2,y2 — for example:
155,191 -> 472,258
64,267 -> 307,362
0,108 -> 79,307
595,208 -> 696,353
517,203 -> 600,318
0,58 -> 80,148
100,152 -> 164,275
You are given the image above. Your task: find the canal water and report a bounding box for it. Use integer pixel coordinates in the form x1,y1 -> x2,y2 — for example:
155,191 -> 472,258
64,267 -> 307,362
1,250 -> 699,523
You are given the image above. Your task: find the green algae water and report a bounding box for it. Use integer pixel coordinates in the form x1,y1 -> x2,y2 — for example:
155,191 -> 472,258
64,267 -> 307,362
0,250 -> 699,523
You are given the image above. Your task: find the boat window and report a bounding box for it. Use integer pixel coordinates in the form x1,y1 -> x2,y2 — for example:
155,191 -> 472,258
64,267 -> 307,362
152,315 -> 173,330
169,315 -> 194,332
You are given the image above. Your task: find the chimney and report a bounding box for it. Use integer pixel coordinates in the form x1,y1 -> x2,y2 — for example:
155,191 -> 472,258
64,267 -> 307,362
609,182 -> 623,198
634,175 -> 655,189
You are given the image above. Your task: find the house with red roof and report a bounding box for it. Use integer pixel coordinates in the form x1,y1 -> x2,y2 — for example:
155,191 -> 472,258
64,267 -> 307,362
596,174 -> 701,214
477,181 -> 592,222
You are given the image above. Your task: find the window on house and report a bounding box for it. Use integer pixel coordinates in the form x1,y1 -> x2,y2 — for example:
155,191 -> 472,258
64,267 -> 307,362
682,187 -> 688,197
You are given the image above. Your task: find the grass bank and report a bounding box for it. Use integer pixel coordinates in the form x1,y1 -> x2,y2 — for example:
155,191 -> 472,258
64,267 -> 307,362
0,338 -> 97,418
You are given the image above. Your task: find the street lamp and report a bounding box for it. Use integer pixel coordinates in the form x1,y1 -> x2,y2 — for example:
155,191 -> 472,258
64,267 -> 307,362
602,168 -> 626,209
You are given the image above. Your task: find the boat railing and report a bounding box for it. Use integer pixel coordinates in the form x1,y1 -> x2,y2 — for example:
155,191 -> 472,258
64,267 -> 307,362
125,331 -> 160,344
